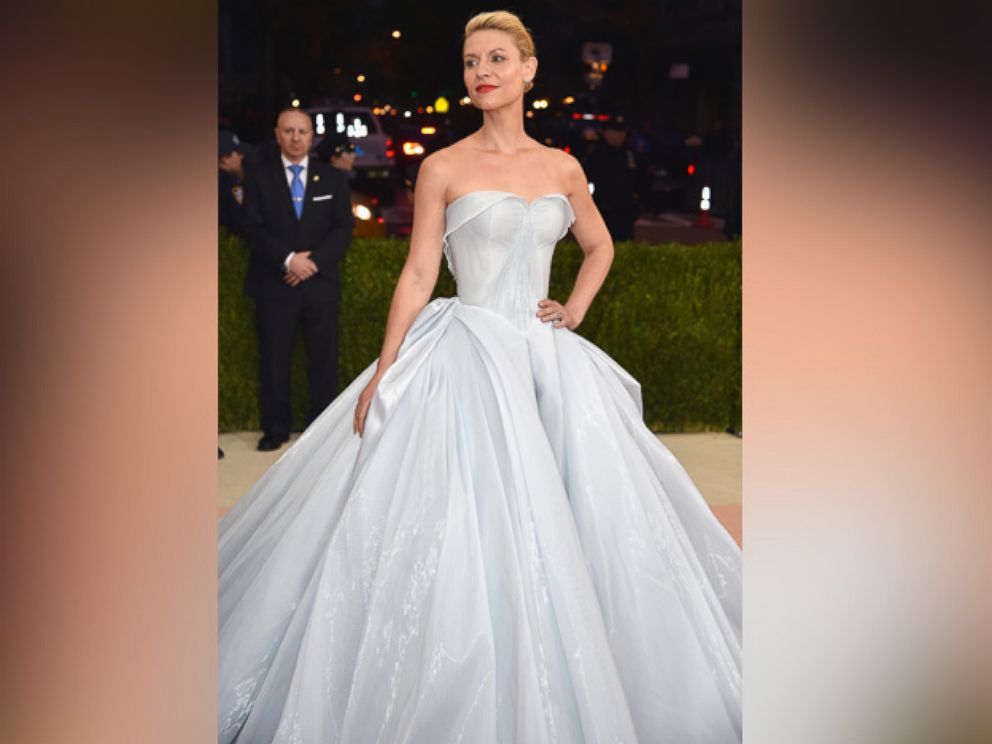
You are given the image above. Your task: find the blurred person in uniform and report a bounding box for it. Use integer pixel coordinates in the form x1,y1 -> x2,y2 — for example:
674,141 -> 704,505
581,114 -> 640,241
314,130 -> 386,238
242,108 -> 354,451
218,128 -> 251,460
219,130 -> 250,237
314,129 -> 357,175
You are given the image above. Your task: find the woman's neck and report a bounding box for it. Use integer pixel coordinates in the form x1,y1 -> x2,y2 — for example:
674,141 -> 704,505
477,101 -> 529,153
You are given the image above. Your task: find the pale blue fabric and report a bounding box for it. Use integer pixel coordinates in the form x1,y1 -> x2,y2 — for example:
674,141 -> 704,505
219,191 -> 743,743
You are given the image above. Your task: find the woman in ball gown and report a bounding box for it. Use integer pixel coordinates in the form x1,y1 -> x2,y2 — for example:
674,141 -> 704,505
219,10 -> 742,744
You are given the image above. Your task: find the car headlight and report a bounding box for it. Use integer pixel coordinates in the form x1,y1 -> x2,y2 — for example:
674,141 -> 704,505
353,204 -> 373,221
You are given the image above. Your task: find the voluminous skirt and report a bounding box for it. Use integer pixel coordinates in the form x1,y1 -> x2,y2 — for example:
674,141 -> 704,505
219,298 -> 742,743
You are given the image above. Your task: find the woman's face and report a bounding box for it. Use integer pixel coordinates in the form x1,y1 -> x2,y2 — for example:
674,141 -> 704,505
463,29 -> 536,111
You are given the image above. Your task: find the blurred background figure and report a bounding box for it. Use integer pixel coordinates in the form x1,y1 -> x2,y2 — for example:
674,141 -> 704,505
576,124 -> 600,161
219,130 -> 250,237
314,130 -> 386,238
582,113 -> 640,242
315,130 -> 357,172
218,128 -> 253,460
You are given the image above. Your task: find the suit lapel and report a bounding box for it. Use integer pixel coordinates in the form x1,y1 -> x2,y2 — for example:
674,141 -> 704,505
269,156 -> 298,225
298,161 -> 325,228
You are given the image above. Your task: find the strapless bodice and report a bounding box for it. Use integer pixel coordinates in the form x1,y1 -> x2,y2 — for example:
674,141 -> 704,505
443,191 -> 575,329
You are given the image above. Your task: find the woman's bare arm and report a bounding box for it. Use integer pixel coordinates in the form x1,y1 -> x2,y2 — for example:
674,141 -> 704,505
354,152 -> 449,434
374,153 -> 449,373
553,152 -> 615,328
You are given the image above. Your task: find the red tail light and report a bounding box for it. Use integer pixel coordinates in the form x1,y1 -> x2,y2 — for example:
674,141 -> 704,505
687,164 -> 695,175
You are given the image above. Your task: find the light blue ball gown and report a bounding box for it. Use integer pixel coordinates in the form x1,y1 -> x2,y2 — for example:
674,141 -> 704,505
219,191 -> 742,743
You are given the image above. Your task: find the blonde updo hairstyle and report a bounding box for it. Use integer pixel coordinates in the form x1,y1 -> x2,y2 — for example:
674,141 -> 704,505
463,10 -> 537,93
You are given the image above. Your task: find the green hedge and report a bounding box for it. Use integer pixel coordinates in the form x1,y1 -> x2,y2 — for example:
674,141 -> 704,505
220,230 -> 740,432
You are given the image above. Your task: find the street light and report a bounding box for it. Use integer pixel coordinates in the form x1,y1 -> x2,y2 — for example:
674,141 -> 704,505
391,29 -> 401,39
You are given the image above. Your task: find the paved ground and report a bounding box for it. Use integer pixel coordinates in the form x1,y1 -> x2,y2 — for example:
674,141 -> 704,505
219,431 -> 742,546
633,212 -> 730,244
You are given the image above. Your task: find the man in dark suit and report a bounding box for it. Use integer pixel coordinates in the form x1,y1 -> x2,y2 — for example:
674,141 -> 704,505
242,107 -> 354,451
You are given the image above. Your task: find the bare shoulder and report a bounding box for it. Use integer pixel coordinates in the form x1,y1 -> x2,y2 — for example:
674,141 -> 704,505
418,147 -> 455,178
418,142 -> 475,185
548,145 -> 584,177
413,148 -> 460,198
537,145 -> 586,194
430,133 -> 481,165
419,139 -> 481,201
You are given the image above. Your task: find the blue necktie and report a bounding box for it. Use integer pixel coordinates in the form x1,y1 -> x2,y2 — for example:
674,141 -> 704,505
288,164 -> 304,219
